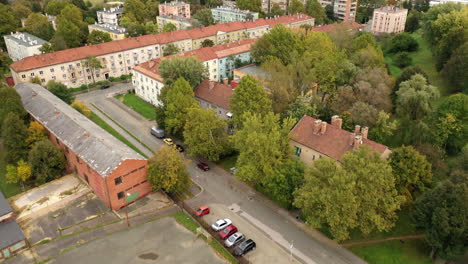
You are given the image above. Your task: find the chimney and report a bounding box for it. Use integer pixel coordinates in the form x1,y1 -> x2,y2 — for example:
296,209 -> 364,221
209,81 -> 214,90
320,121 -> 327,134
361,127 -> 369,139
223,78 -> 228,85
331,115 -> 342,129
353,135 -> 362,150
313,119 -> 321,134
354,125 -> 361,135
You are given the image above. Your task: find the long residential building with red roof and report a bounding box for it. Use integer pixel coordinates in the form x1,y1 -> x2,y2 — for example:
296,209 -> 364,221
133,39 -> 255,106
10,14 -> 314,88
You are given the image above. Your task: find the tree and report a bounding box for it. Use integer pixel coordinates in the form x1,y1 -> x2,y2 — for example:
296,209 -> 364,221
283,96 -> 318,121
83,56 -> 103,84
46,80 -> 75,104
50,34 -> 68,51
183,107 -> 230,161
194,8 -> 215,26
147,145 -> 190,194
2,113 -> 29,164
145,0 -> 160,20
6,160 -> 31,190
26,121 -> 48,147
442,42 -> 468,93
405,10 -> 421,32
269,4 -> 284,16
164,78 -> 198,136
325,4 -> 336,22
394,52 -> 412,68
71,100 -> 92,118
368,110 -> 397,143
87,30 -> 112,44
230,75 -> 272,127
288,0 -> 305,15
44,0 -> 69,16
162,22 -> 177,32
305,0 -> 326,25
206,0 -> 223,7
24,13 -> 55,41
394,65 -> 429,94
163,43 -> 180,56
125,21 -> 146,37
29,139 -> 66,184
0,4 -> 20,48
201,39 -> 214,47
236,0 -> 261,12
0,85 -> 27,131
11,2 -> 32,19
234,112 -> 294,184
158,56 -> 208,88
144,21 -> 158,34
388,33 -> 419,53
350,45 -> 385,69
123,0 -> 147,23
412,179 -> 467,259
55,4 -> 89,48
389,146 -> 432,203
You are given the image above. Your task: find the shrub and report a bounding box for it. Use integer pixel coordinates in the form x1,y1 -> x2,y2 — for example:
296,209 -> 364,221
388,33 -> 419,53
394,52 -> 412,68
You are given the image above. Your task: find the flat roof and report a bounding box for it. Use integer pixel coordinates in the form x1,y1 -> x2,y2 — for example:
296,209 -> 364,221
89,23 -> 126,34
4,32 -> 47,47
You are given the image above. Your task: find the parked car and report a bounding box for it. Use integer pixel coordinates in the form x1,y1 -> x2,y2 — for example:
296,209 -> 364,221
234,239 -> 256,256
219,225 -> 238,240
230,167 -> 236,175
175,144 -> 184,152
197,162 -> 209,171
195,206 -> 210,217
163,138 -> 174,146
150,127 -> 165,139
211,219 -> 232,232
100,84 -> 110,89
224,232 -> 245,248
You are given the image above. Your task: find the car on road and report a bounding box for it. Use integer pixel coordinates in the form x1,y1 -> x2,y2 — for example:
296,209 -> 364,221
197,162 -> 209,171
150,127 -> 165,138
175,144 -> 184,152
219,225 -> 238,240
100,84 -> 110,89
195,206 -> 210,217
224,232 -> 245,248
234,239 -> 256,256
230,167 -> 236,175
163,138 -> 174,146
211,219 -> 232,232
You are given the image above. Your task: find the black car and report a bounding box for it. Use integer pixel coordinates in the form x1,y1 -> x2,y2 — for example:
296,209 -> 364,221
100,84 -> 110,89
234,239 -> 256,256
175,144 -> 184,152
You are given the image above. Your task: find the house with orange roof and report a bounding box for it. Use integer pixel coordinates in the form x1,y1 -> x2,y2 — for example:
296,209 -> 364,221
194,79 -> 234,119
289,115 -> 391,164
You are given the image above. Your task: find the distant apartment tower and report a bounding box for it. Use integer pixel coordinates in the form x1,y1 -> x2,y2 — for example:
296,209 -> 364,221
319,0 -> 357,21
97,7 -> 124,25
371,6 -> 408,35
4,32 -> 47,61
159,1 -> 191,18
261,0 -> 307,13
211,6 -> 259,23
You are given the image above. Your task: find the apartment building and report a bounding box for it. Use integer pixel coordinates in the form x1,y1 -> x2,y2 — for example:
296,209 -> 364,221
159,1 -> 191,18
371,6 -> 408,35
10,14 -> 314,88
89,23 -> 127,40
319,0 -> 357,21
157,15 -> 193,30
16,83 -> 151,210
195,79 -> 234,119
4,32 -> 47,61
261,0 -> 308,13
133,39 -> 255,106
97,7 -> 124,25
211,6 -> 259,23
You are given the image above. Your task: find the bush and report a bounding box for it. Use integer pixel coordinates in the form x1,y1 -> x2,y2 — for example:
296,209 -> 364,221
394,52 -> 412,68
388,33 -> 419,53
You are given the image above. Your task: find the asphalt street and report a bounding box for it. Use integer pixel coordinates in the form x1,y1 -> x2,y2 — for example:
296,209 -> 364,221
77,83 -> 367,264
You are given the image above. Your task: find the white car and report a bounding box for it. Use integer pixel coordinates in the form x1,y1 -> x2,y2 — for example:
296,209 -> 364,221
225,232 -> 245,248
211,219 -> 232,231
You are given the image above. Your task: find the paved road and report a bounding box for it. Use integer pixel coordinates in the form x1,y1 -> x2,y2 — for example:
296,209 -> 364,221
77,84 -> 367,264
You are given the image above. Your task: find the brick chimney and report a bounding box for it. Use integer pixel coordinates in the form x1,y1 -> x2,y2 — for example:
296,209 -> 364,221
353,135 -> 362,149
320,121 -> 327,134
149,61 -> 155,68
331,115 -> 342,129
209,81 -> 214,90
223,78 -> 228,85
313,119 -> 321,134
354,125 -> 361,135
361,127 -> 369,139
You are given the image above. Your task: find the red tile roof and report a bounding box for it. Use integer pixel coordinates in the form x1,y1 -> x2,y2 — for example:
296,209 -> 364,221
11,14 -> 313,72
133,39 -> 256,82
194,80 -> 233,109
312,21 -> 363,33
290,115 -> 389,161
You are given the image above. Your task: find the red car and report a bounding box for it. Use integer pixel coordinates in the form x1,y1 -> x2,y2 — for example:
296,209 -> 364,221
219,225 -> 238,240
195,206 -> 210,217
197,162 -> 210,171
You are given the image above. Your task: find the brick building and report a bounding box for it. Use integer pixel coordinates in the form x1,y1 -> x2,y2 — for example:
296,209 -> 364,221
0,192 -> 27,260
159,1 -> 191,18
16,83 -> 151,210
319,0 -> 358,21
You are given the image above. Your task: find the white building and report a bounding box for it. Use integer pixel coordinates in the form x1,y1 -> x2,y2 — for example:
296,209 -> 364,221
97,8 -> 124,25
211,6 -> 259,23
371,6 -> 408,35
4,32 -> 47,62
430,0 -> 468,6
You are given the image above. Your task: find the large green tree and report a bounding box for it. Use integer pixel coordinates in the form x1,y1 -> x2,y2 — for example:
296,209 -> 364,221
236,0 -> 261,12
269,4 -> 284,16
44,0 -> 69,16
83,56 -> 102,84
158,56 -> 208,88
183,107 -> 230,161
46,81 -> 75,104
0,85 -> 27,131
0,4 -> 20,48
55,4 -> 89,48
305,0 -> 326,25
2,113 -> 29,164
265,159 -> 305,209
87,30 -> 112,44
288,0 -> 305,15
28,139 -> 66,184
194,8 -> 215,26
162,43 -> 180,56
164,78 -> 198,136
442,42 -> 468,93
24,13 -> 55,41
229,75 -> 272,127
123,0 -> 147,23
162,23 -> 177,32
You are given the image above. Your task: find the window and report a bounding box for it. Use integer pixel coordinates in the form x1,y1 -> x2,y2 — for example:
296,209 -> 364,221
77,63 -> 80,67
61,66 -> 65,71
117,191 -> 124,199
50,68 -> 54,73
39,71 -> 43,75
52,76 -> 56,80
21,74 -> 26,78
114,177 -> 122,185
41,79 -> 45,83
295,146 -> 301,157
30,72 -> 35,76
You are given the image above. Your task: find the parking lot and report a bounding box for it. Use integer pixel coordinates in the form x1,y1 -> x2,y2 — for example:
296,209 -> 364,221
203,203 -> 296,264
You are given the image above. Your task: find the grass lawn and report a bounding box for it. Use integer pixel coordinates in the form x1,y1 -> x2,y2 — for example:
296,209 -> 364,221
119,94 -> 156,120
350,239 -> 432,264
0,142 -> 23,198
89,112 -> 148,158
215,154 -> 238,171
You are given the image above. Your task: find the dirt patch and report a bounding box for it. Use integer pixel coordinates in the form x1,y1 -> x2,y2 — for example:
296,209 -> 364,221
138,252 -> 159,260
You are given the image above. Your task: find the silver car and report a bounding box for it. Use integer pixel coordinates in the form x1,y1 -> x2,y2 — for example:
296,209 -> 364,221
224,232 -> 245,248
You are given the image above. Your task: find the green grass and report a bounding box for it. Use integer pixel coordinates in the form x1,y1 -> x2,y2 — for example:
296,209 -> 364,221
0,142 -> 23,198
350,239 -> 432,264
215,154 -> 238,171
89,112 -> 148,158
209,239 -> 239,264
384,56 -> 403,77
119,94 -> 156,120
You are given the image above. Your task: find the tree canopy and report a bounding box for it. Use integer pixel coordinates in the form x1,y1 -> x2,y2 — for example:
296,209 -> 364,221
87,30 -> 112,44
46,81 -> 75,104
164,77 -> 198,136
158,56 -> 208,88
29,139 -> 66,184
194,8 -> 215,26
2,113 -> 29,164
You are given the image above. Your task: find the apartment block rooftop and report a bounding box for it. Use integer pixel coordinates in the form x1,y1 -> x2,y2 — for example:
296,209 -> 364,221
90,23 -> 126,34
212,6 -> 258,15
376,5 -> 408,12
98,7 -> 123,14
161,0 -> 188,6
4,32 -> 46,47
